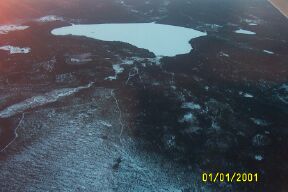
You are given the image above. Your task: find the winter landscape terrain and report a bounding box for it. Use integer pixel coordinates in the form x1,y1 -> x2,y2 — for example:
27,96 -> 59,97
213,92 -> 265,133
0,0 -> 287,191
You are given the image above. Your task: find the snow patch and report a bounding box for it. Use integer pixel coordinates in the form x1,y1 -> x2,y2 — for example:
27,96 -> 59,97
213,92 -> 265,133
242,18 -> 259,26
254,155 -> 263,161
66,53 -> 93,65
181,102 -> 201,110
179,113 -> 195,123
105,64 -> 125,81
219,52 -> 230,57
105,56 -> 161,81
205,24 -> 222,29
0,25 -> 29,35
113,64 -> 124,75
0,45 -> 31,54
243,93 -> 253,98
37,15 -> 64,22
99,120 -> 112,127
263,50 -> 274,54
235,29 -> 256,35
51,23 -> 207,57
239,91 -> 254,98
0,83 -> 93,118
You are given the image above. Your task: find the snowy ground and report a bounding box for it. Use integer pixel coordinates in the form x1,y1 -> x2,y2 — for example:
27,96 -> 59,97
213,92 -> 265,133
0,87 -> 210,192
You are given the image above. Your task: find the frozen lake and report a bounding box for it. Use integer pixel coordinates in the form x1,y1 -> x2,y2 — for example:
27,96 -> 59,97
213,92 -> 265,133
51,23 -> 206,57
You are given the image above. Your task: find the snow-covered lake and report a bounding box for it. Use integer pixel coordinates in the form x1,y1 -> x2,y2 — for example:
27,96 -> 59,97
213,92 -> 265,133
51,23 -> 206,57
